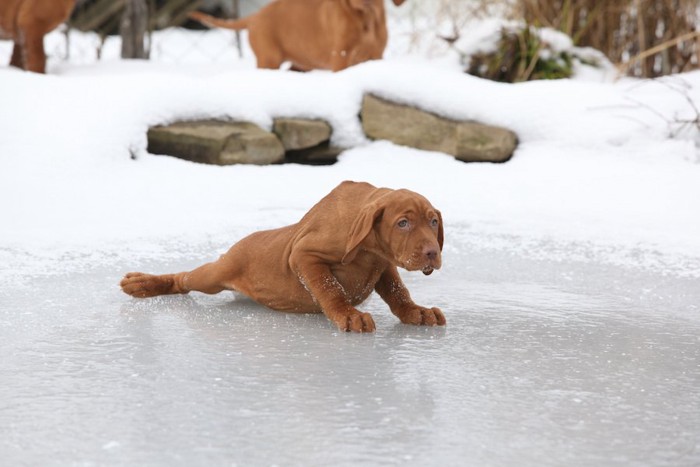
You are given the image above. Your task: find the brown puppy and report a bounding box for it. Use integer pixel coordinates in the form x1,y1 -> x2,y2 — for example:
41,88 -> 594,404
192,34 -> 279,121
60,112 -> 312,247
189,0 -> 406,71
0,0 -> 75,73
121,181 -> 445,332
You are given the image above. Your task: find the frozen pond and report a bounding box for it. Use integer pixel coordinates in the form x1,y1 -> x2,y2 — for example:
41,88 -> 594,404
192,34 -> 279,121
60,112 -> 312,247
1,233 -> 699,466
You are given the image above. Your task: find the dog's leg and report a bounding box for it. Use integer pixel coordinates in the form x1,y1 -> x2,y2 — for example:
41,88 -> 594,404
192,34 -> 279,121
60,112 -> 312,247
22,28 -> 47,73
291,258 -> 375,332
120,257 -> 237,298
10,42 -> 24,69
248,35 -> 284,70
375,266 -> 446,326
255,56 -> 284,69
120,272 -> 183,298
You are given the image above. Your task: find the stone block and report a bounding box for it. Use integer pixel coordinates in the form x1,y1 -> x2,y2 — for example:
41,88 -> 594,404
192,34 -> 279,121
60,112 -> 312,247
272,118 -> 333,150
361,94 -> 518,163
147,120 -> 285,165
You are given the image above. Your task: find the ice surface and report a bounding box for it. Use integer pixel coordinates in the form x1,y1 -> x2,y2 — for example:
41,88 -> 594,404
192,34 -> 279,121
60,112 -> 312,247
2,16 -> 700,467
2,233 -> 698,466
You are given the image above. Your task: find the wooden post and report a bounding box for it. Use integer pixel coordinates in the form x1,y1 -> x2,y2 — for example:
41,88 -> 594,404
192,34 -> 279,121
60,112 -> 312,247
121,0 -> 148,59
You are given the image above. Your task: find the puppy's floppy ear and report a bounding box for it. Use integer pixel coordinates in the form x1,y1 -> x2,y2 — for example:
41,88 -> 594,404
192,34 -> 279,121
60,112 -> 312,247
436,209 -> 444,251
342,202 -> 384,265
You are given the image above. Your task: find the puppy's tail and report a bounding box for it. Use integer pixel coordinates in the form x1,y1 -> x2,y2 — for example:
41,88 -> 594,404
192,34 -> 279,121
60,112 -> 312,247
188,11 -> 250,31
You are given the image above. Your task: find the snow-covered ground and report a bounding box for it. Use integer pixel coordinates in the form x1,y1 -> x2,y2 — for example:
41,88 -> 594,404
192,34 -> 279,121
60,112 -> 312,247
1,24 -> 699,275
1,12 -> 699,466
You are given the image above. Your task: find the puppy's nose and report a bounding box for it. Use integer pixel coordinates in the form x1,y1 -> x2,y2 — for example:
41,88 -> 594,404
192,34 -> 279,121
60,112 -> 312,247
424,246 -> 439,261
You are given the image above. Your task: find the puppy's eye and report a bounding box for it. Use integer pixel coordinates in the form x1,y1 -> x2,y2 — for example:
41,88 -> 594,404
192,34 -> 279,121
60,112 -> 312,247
431,218 -> 439,227
397,219 -> 409,229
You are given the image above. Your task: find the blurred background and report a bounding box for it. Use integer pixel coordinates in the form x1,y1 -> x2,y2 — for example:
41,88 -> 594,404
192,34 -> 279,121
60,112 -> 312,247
18,0 -> 700,79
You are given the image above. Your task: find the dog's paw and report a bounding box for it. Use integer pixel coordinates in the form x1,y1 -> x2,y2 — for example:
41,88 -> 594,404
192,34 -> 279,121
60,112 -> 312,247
120,272 -> 175,298
397,306 -> 446,326
337,311 -> 376,333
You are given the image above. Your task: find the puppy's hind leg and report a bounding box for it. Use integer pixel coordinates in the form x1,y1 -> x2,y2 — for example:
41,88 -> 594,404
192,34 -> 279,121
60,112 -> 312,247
120,272 -> 183,298
120,256 -> 237,298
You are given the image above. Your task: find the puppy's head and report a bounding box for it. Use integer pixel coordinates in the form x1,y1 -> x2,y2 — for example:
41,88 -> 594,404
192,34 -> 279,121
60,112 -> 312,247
342,189 -> 443,275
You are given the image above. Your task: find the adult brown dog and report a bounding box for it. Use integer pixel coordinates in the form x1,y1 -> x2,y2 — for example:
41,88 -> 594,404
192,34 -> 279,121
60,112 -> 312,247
0,0 -> 75,73
120,181 -> 445,333
189,0 -> 406,71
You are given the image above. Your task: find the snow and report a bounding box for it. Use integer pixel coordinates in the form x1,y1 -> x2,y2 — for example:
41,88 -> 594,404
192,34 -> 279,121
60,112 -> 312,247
1,27 -> 699,278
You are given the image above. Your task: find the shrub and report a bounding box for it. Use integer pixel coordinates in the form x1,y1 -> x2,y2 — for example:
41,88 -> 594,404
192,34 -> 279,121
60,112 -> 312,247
466,25 -> 575,82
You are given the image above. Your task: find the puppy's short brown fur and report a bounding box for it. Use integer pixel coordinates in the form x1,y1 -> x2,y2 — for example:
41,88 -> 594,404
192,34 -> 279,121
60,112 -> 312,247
189,0 -> 406,71
120,181 -> 445,333
0,0 -> 75,73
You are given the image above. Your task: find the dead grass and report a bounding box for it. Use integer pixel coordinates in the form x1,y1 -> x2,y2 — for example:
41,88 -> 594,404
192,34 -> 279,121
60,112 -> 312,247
516,0 -> 699,77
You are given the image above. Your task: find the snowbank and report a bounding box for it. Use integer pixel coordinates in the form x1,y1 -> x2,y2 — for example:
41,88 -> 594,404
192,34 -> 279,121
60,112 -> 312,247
1,29 -> 699,278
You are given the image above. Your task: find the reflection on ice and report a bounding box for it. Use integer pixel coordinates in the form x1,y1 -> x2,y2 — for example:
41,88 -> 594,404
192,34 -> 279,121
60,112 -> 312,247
1,239 -> 699,466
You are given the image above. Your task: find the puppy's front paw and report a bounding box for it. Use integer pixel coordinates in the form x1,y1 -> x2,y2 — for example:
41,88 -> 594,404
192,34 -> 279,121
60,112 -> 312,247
337,311 -> 376,333
397,306 -> 446,326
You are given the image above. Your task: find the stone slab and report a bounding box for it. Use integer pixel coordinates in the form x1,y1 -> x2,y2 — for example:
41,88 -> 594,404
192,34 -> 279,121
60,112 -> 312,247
272,118 -> 332,150
147,120 -> 285,165
361,94 -> 518,162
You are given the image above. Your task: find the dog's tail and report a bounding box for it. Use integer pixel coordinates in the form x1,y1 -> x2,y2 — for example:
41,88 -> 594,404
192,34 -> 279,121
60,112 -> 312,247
188,11 -> 250,31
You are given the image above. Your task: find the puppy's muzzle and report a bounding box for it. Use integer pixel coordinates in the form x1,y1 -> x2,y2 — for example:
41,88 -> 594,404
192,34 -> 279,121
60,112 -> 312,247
421,245 -> 441,276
